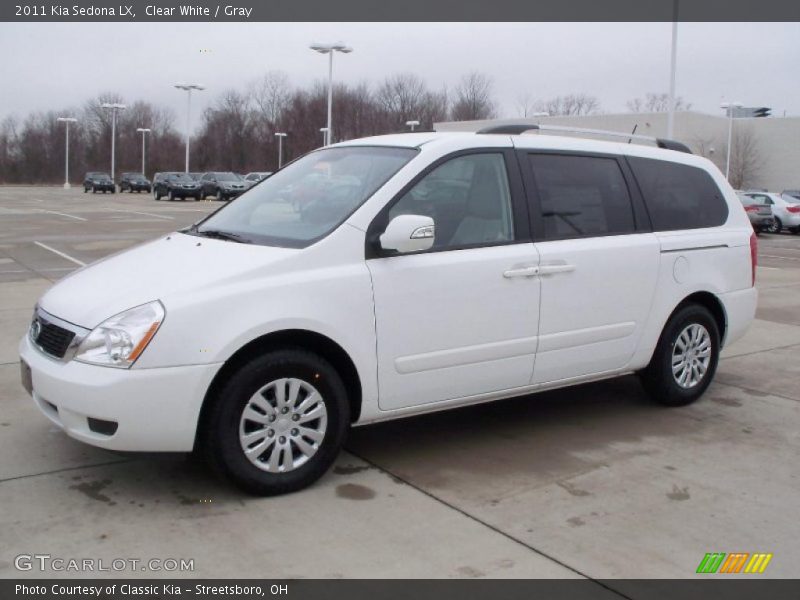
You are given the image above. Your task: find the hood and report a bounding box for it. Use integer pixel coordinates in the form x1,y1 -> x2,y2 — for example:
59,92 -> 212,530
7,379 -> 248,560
39,232 -> 297,328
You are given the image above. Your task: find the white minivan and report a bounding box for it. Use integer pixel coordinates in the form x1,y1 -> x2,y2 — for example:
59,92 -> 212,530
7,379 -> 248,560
20,126 -> 758,495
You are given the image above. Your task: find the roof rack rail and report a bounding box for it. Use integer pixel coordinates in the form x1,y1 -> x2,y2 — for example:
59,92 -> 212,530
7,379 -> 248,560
476,123 -> 693,154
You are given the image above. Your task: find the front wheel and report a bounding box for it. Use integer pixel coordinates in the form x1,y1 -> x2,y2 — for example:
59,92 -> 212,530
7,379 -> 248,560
200,349 -> 350,496
640,304 -> 720,407
168,190 -> 175,201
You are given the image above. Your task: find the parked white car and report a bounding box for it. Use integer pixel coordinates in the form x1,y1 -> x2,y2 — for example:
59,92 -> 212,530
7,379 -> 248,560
20,127 -> 758,495
743,191 -> 800,234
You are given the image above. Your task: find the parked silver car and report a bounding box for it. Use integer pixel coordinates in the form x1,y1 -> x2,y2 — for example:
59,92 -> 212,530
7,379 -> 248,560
736,192 -> 774,233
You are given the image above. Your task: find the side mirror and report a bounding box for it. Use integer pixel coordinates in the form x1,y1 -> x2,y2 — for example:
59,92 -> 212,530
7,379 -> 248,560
379,215 -> 435,254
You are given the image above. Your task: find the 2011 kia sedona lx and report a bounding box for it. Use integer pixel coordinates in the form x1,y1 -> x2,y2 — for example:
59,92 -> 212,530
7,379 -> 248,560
20,126 -> 758,495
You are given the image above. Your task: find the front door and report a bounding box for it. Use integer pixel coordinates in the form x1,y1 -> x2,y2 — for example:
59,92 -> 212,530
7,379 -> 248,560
367,151 -> 541,411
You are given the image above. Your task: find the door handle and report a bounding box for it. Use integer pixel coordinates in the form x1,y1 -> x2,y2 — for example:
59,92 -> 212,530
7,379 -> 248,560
538,263 -> 576,276
503,266 -> 539,278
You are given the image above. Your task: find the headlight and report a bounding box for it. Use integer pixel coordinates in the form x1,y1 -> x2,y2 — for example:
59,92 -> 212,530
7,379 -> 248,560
75,301 -> 165,368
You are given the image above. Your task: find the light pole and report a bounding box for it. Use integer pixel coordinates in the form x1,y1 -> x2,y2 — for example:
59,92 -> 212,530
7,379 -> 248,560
101,103 -> 126,182
136,128 -> 151,176
319,127 -> 329,147
720,101 -> 743,181
405,120 -> 420,132
56,117 -> 77,189
667,0 -> 679,138
274,132 -> 287,168
174,83 -> 205,173
310,42 -> 352,145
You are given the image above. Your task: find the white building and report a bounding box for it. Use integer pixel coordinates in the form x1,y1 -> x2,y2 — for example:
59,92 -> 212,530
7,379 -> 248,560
436,111 -> 800,192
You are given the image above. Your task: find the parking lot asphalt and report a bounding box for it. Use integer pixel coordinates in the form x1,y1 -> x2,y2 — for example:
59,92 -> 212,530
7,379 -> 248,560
1,186 -> 798,581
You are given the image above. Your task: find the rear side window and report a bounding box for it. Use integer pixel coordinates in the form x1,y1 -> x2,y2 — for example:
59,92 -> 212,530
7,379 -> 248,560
528,154 -> 636,240
628,157 -> 728,231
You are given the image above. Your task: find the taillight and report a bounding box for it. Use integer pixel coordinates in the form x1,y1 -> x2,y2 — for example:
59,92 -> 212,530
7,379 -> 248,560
750,232 -> 758,286
786,206 -> 800,213
744,205 -> 759,212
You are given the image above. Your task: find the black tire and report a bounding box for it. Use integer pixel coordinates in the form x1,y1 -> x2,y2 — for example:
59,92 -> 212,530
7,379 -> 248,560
200,349 -> 350,496
154,190 -> 161,201
168,190 -> 175,201
83,187 -> 88,193
194,194 -> 201,201
769,217 -> 782,234
92,186 -> 97,194
640,303 -> 720,407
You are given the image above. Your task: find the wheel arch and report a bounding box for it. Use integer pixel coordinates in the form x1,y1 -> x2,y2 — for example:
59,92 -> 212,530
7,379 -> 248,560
672,291 -> 727,346
195,329 -> 363,449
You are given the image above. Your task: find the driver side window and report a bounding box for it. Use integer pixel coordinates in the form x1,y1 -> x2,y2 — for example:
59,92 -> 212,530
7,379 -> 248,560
388,153 -> 514,250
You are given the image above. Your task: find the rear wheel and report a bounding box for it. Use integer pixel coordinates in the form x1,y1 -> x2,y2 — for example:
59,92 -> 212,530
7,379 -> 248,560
640,304 -> 720,407
201,349 -> 350,496
768,217 -> 782,234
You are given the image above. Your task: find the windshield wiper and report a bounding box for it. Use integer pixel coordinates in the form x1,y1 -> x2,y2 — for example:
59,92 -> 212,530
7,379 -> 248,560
193,228 -> 251,243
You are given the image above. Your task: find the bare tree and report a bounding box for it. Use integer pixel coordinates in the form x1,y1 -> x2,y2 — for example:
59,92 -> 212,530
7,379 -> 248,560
250,70 -> 292,125
451,72 -> 496,121
724,126 -> 764,189
515,91 -> 537,118
537,94 -> 600,116
626,93 -> 691,113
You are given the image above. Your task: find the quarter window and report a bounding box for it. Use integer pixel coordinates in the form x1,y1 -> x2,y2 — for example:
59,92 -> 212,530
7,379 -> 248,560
388,153 -> 515,250
628,157 -> 728,231
528,154 -> 636,240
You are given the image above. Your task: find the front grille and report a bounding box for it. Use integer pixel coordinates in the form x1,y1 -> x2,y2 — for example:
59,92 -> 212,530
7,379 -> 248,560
34,321 -> 75,358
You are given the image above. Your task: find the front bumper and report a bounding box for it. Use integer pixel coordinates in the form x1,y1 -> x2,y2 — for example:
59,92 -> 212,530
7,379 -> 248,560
129,183 -> 151,191
170,188 -> 200,197
19,335 -> 221,452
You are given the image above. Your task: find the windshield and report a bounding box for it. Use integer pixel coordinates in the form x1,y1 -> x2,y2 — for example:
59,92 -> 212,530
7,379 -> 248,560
191,146 -> 417,248
168,173 -> 194,182
783,193 -> 800,204
94,173 -> 110,179
216,172 -> 243,182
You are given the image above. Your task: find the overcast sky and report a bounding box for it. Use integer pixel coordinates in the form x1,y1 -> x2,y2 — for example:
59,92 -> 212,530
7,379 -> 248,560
1,22 -> 798,129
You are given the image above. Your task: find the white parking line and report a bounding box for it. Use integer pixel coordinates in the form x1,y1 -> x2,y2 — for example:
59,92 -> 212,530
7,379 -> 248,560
33,242 -> 86,266
108,209 -> 174,220
761,254 -> 800,262
41,210 -> 87,222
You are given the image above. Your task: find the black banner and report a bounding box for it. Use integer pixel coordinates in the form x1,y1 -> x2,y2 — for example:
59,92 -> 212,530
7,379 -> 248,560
4,580 -> 800,600
2,0 -> 800,22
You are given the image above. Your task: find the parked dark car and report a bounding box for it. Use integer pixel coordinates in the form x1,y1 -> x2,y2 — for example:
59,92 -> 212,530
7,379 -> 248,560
83,172 -> 115,193
200,172 -> 247,201
153,172 -> 202,201
119,172 -> 152,193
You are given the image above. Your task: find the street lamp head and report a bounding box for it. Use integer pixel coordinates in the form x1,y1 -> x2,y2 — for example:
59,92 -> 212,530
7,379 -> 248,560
532,112 -> 550,117
137,128 -> 152,133
405,120 -> 420,127
57,117 -> 77,123
310,42 -> 352,54
175,83 -> 205,91
274,132 -> 288,138
720,101 -> 743,109
101,103 -> 126,110
320,127 -> 329,132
